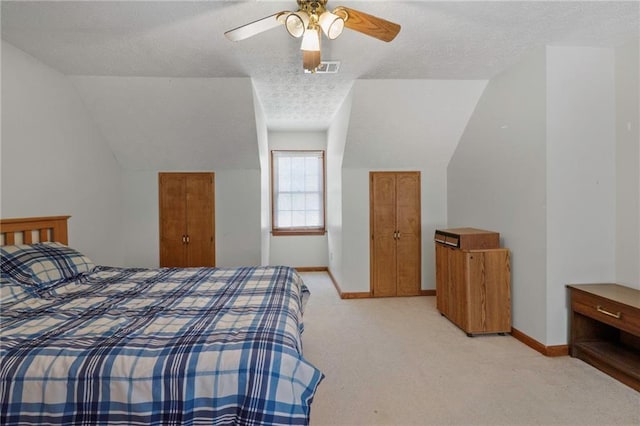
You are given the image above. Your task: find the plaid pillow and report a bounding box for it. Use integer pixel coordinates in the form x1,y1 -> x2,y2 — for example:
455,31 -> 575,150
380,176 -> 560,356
0,242 -> 95,290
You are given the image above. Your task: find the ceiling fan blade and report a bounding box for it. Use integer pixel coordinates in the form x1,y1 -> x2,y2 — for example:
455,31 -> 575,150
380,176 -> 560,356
303,50 -> 321,72
335,7 -> 401,42
224,11 -> 289,42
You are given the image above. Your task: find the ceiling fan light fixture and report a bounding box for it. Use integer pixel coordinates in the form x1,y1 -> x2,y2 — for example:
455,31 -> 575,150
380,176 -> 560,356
300,27 -> 320,51
319,11 -> 344,39
285,11 -> 309,38
224,1 -> 402,71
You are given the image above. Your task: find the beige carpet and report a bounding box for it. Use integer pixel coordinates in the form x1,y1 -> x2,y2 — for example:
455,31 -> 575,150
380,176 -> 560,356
299,272 -> 640,426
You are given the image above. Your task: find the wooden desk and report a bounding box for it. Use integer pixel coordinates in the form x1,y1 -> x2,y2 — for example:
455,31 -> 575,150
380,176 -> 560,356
567,283 -> 640,391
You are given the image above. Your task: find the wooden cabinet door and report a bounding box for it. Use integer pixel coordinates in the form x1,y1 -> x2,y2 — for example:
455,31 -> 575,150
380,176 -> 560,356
483,250 -> 511,331
159,174 -> 188,267
436,245 -> 511,335
448,247 -> 468,328
396,172 -> 421,296
370,172 -> 421,297
435,244 -> 448,312
185,174 -> 215,267
159,173 -> 215,268
466,250 -> 511,333
371,173 -> 397,297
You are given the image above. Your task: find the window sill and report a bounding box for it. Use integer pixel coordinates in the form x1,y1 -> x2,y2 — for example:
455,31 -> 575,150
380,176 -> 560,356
272,229 -> 326,237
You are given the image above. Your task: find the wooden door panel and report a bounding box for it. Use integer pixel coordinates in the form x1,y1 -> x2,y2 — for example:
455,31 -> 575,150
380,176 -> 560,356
159,174 -> 187,267
373,235 -> 397,297
435,244 -> 448,312
372,174 -> 396,235
397,233 -> 420,296
396,172 -> 421,236
371,174 -> 395,264
371,173 -> 397,296
370,171 -> 421,297
448,248 -> 467,327
468,250 -> 511,332
396,172 -> 421,296
186,174 -> 215,267
373,204 -> 395,235
465,252 -> 486,333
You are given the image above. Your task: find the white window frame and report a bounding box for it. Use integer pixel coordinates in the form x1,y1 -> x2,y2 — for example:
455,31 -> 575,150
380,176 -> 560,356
271,150 -> 326,236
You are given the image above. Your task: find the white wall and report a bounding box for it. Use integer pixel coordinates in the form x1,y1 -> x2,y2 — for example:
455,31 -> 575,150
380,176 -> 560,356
268,131 -> 329,267
120,171 -> 158,267
120,169 -> 261,268
341,169 -> 372,292
68,75 -> 263,268
215,169 -> 261,267
615,39 -> 640,288
449,45 -> 627,346
340,79 -> 487,293
448,48 -> 548,343
1,41 -> 123,265
326,89 -> 353,284
253,83 -> 271,266
546,46 -> 616,345
69,76 -> 260,171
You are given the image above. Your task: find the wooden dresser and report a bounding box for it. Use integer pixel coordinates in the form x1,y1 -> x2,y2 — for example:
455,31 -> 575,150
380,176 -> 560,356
435,228 -> 511,336
567,284 -> 640,391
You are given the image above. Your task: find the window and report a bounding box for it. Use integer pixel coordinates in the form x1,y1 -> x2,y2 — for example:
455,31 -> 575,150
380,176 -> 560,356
271,150 -> 325,235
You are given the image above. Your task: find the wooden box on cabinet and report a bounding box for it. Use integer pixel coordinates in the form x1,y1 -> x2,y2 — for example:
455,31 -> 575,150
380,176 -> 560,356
434,227 -> 499,250
435,228 -> 511,336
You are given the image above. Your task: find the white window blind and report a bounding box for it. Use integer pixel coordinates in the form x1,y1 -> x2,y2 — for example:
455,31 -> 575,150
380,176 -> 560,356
272,150 -> 325,232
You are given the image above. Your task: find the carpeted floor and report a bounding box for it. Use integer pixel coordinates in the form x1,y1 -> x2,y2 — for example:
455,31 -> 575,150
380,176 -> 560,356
299,272 -> 640,426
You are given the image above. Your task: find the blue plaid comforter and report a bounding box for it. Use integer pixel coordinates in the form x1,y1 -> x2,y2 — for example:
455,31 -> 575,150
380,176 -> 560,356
0,265 -> 323,425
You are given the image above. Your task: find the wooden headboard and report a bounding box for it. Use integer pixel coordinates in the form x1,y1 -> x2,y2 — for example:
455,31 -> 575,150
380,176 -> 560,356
0,216 -> 70,245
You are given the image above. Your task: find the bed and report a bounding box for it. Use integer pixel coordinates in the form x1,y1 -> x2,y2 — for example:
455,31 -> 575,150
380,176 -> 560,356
0,216 -> 323,425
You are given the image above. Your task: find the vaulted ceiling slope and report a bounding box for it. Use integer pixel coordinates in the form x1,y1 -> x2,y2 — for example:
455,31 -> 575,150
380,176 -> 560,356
70,76 -> 259,170
343,79 -> 488,168
2,1 -> 637,132
0,0 -> 640,169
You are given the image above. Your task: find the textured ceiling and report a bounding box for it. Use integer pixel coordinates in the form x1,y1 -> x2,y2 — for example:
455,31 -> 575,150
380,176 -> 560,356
1,1 -> 638,130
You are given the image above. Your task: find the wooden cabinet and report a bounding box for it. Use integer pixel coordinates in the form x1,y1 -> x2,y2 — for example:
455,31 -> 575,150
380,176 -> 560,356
435,228 -> 511,336
159,172 -> 215,267
567,284 -> 640,391
370,172 -> 421,297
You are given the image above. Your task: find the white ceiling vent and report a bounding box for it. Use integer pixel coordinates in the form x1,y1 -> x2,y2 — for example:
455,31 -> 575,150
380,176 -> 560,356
304,61 -> 340,74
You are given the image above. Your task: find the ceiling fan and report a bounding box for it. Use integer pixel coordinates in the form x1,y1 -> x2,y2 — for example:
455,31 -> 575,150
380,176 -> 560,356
224,0 -> 401,72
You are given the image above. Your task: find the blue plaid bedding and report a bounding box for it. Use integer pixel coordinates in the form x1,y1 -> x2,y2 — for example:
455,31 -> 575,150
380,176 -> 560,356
0,265 -> 323,425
